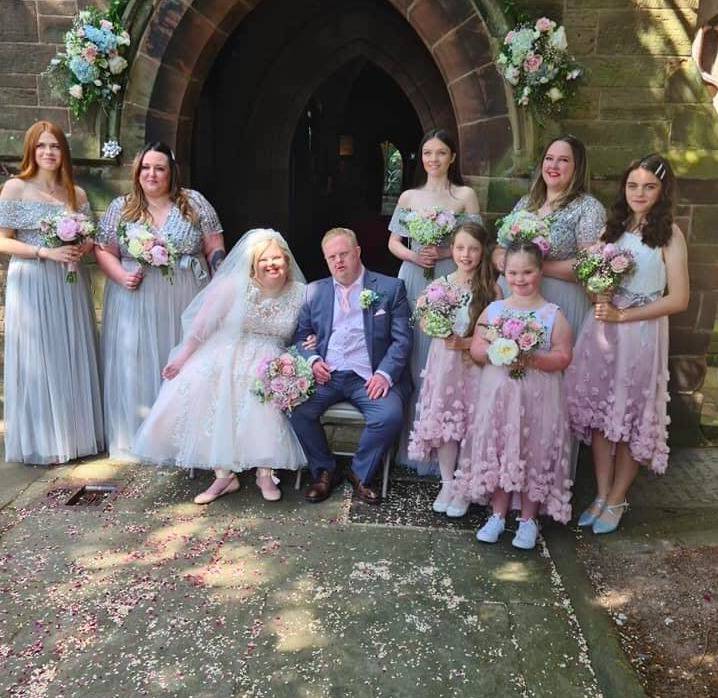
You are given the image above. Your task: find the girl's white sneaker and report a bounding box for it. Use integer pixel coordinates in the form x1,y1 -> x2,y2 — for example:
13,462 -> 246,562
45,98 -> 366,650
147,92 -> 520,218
476,513 -> 505,543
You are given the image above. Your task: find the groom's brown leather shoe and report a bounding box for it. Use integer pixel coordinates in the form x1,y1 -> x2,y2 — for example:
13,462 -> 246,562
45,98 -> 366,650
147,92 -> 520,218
304,470 -> 336,503
346,470 -> 381,505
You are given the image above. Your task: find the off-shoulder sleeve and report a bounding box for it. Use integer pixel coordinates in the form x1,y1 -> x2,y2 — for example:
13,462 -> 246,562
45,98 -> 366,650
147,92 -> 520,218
187,189 -> 223,238
576,195 -> 607,246
98,196 -> 125,246
388,206 -> 407,237
0,200 -> 23,230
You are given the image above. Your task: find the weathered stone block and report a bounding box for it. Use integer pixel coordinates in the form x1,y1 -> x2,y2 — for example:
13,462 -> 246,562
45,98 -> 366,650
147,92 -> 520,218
564,86 -> 600,120
564,11 -> 599,56
511,1 -> 563,22
667,392 -> 704,447
38,14 -> 74,44
0,131 -> 26,159
666,60 -> 714,104
564,120 -> 670,149
672,292 -> 701,328
487,177 -> 529,212
669,355 -> 708,393
669,328 -> 712,354
161,4 -> 221,78
698,291 -> 718,332
37,72 -> 67,108
0,2 -> 38,42
191,0 -> 249,28
145,0 -> 191,63
0,45 -> 59,75
460,116 -> 514,177
599,88 -> 668,120
581,55 -> 668,88
667,148 -> 718,178
0,106 -> 69,132
433,15 -> 492,83
568,1 -> 698,9
669,105 -> 718,149
409,0 -> 474,48
0,88 -> 37,107
597,10 -> 694,56
38,1 -> 79,16
450,65 -> 507,124
688,262 -> 718,291
690,206 -> 718,244
149,64 -> 192,116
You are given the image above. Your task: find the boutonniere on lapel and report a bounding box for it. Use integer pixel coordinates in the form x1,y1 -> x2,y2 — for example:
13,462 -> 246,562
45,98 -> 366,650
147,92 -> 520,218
359,289 -> 382,310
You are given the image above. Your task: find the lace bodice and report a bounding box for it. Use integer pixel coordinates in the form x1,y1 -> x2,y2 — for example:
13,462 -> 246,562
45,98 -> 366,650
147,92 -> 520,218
389,206 -> 484,251
487,299 -> 558,350
615,232 -> 666,302
0,200 -> 93,246
511,194 -> 606,261
99,189 -> 222,258
236,281 -> 305,342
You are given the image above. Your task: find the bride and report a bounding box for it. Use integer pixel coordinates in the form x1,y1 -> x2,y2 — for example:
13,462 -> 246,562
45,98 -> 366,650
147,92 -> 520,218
133,228 -> 308,504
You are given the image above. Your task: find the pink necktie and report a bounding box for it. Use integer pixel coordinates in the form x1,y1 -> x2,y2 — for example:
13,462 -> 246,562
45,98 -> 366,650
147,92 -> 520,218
339,285 -> 351,313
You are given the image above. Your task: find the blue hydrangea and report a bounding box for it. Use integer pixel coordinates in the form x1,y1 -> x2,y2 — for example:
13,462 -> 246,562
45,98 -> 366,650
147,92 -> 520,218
69,56 -> 99,84
83,25 -> 118,53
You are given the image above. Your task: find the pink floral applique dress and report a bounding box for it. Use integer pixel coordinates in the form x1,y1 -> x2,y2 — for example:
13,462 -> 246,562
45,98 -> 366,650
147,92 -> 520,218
565,231 -> 670,473
407,282 -> 481,461
454,300 -> 573,523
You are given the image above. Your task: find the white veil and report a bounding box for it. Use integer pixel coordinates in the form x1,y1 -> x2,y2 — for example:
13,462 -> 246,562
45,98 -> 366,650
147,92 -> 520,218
169,228 -> 306,361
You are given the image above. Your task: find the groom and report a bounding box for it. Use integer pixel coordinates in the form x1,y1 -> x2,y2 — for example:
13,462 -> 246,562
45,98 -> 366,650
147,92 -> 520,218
290,227 -> 412,504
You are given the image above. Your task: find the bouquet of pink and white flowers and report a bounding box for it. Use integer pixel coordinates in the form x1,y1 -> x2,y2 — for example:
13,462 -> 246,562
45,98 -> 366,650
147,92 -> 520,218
573,242 -> 636,296
402,208 -> 458,279
496,16 -> 582,117
412,278 -> 469,338
496,210 -> 551,256
483,311 -> 546,379
39,210 -> 96,282
252,349 -> 316,413
118,221 -> 179,282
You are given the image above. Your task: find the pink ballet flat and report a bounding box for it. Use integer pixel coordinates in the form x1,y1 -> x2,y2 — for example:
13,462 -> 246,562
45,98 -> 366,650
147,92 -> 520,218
256,469 -> 282,502
193,475 -> 240,505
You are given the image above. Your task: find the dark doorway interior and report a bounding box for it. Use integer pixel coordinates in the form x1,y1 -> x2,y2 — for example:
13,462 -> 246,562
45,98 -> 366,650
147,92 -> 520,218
191,0 -> 455,280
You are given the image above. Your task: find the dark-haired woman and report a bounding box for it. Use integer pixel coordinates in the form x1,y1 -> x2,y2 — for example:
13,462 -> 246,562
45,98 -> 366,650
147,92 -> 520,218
566,154 -> 689,534
388,129 -> 482,475
96,142 -> 225,459
0,121 -> 103,464
496,136 -> 606,341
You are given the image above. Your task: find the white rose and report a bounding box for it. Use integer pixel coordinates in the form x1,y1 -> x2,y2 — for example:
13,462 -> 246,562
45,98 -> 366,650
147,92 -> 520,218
117,31 -> 131,47
487,338 -> 519,367
548,87 -> 564,102
550,26 -> 568,52
111,83 -> 121,93
93,79 -> 102,87
108,55 -> 128,75
69,84 -> 83,99
505,65 -> 520,85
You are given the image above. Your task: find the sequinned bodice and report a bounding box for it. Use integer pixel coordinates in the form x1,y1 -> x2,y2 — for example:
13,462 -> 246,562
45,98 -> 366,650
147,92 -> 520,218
511,194 -> 606,261
0,200 -> 93,246
487,299 -> 557,350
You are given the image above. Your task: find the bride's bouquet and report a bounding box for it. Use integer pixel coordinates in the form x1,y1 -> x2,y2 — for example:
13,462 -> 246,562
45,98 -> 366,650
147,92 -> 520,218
483,311 -> 546,379
118,221 -> 178,282
402,208 -> 458,279
573,242 -> 635,295
252,349 -> 316,413
39,210 -> 96,282
496,210 -> 551,255
412,278 -> 469,338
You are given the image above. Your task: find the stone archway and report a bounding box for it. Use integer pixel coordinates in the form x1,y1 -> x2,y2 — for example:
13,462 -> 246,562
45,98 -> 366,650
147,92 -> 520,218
121,0 -> 518,183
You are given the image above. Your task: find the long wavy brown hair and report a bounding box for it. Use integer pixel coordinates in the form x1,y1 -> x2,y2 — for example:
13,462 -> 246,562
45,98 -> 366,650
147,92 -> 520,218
525,135 -> 588,213
451,222 -> 497,336
122,142 -> 198,225
17,121 -> 78,210
603,154 -> 676,249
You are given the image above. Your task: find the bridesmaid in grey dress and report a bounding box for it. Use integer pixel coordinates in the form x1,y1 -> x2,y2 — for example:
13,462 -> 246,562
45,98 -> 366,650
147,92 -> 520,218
96,142 -> 226,459
387,129 -> 482,476
0,121 -> 103,464
495,135 -> 606,340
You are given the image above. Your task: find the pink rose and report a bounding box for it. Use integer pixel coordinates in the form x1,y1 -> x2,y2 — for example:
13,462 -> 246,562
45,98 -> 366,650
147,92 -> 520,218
609,255 -> 631,273
505,30 -> 515,44
149,245 -> 169,266
425,284 -> 445,303
270,377 -> 286,393
602,243 -> 618,258
83,45 -> 98,63
533,235 -> 550,256
281,364 -> 295,377
57,218 -> 81,242
296,377 -> 310,392
518,331 -> 538,351
535,17 -> 555,32
100,19 -> 113,31
502,317 -> 526,340
523,54 -> 543,73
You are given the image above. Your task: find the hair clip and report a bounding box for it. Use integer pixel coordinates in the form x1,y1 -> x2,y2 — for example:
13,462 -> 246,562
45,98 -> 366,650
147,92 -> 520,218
653,162 -> 666,180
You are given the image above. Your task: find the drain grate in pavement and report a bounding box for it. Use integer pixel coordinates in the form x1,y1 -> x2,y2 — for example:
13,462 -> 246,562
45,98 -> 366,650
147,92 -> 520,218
64,484 -> 119,506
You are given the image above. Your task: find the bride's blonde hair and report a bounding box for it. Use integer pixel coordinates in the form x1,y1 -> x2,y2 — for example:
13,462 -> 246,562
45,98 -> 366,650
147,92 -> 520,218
250,237 -> 293,282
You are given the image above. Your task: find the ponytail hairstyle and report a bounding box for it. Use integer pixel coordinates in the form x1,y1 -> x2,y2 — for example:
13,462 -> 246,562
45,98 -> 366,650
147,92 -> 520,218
603,153 -> 676,249
504,239 -> 545,270
450,222 -> 496,336
17,121 -> 78,211
122,142 -> 198,225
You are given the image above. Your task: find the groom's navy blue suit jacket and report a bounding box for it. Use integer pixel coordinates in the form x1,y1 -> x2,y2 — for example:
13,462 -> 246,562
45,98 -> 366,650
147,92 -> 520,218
293,269 -> 413,402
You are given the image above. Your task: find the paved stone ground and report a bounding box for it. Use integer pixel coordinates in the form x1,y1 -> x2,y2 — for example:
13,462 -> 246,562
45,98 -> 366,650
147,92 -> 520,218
0,457 -> 606,698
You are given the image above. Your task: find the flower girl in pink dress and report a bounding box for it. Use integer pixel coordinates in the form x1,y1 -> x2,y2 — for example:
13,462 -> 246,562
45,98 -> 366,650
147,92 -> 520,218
455,241 -> 574,550
566,155 -> 689,534
408,222 -> 499,515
